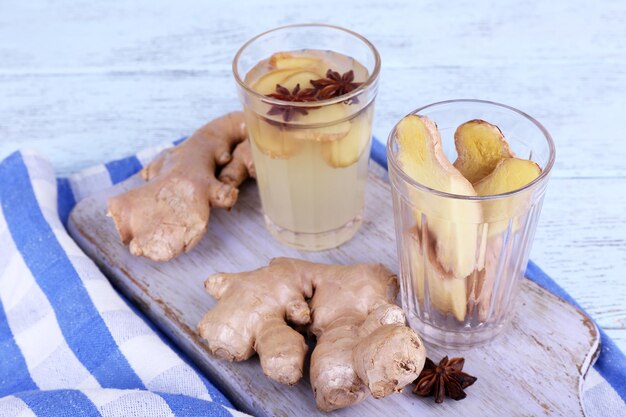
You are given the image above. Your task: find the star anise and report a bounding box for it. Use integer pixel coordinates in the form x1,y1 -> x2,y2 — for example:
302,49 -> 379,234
413,356 -> 477,403
310,69 -> 363,100
266,84 -> 318,122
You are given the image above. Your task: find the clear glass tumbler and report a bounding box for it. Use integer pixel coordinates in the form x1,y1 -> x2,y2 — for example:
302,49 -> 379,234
233,24 -> 380,251
387,99 -> 556,348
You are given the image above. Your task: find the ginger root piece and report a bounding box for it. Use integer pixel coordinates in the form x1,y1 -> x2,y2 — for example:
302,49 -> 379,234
107,112 -> 254,262
408,228 -> 467,322
250,68 -> 301,95
474,157 -> 541,197
321,115 -> 371,168
455,128 -> 541,321
305,261 -> 424,411
453,119 -> 514,184
197,258 -> 426,411
269,52 -> 326,74
474,157 -> 542,236
396,115 -> 482,280
198,260 -> 311,385
281,70 -> 325,90
248,117 -> 302,158
467,234 -> 508,322
219,139 -> 255,186
252,52 -> 325,95
289,103 -> 351,142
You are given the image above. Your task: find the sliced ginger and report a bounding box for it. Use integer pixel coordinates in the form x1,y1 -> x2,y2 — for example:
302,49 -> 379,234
396,116 -> 474,195
251,69 -> 302,95
396,115 -> 482,281
107,112 -> 255,261
269,51 -> 327,74
321,114 -> 371,167
252,52 -> 325,95
474,157 -> 542,236
396,115 -> 543,323
467,234 -> 510,322
198,258 -> 426,412
248,50 -> 370,162
453,119 -> 514,184
281,70 -> 324,91
408,229 -> 467,322
455,121 -> 541,320
474,157 -> 541,196
289,103 -> 351,141
248,103 -> 353,159
247,115 -> 302,158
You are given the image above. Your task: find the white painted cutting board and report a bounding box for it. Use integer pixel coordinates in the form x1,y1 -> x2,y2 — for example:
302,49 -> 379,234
68,162 -> 599,417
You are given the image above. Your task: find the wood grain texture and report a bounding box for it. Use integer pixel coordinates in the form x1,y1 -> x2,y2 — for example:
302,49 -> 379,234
0,0 -> 624,349
68,165 -> 600,417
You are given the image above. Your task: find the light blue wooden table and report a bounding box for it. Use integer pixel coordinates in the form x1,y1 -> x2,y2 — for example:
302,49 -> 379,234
1,0 -> 624,352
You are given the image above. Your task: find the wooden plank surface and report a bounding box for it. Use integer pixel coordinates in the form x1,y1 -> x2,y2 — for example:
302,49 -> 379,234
1,0 -> 624,351
68,164 -> 599,417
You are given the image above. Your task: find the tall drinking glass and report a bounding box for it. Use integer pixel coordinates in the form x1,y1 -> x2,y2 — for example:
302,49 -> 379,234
387,100 -> 555,348
233,24 -> 380,251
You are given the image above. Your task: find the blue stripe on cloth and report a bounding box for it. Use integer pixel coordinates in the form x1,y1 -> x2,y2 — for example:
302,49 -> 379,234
526,260 -> 626,403
103,138 -> 183,185
370,138 -> 626,403
158,392 -> 233,417
105,155 -> 143,185
56,177 -> 76,227
370,137 -> 388,170
15,390 -> 100,417
0,299 -> 38,396
0,152 -> 145,390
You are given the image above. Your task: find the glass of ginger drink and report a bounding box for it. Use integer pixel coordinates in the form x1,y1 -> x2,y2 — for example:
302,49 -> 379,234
233,24 -> 380,250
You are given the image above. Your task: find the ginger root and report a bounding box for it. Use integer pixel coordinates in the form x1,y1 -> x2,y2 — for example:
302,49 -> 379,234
474,157 -> 541,197
453,119 -> 514,184
396,115 -> 482,281
408,228 -> 467,322
107,112 -> 254,261
197,258 -> 426,411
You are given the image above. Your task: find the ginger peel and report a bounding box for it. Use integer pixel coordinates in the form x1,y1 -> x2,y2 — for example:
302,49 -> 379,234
107,112 -> 254,262
197,258 -> 426,412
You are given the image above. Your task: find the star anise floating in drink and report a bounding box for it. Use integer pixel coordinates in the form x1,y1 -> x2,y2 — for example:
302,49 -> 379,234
412,356 -> 477,403
266,84 -> 318,122
310,69 -> 363,100
264,69 -> 363,121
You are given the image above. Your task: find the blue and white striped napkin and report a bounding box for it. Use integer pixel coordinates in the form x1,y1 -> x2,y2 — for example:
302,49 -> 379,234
1,138 -> 624,417
0,149 -> 249,416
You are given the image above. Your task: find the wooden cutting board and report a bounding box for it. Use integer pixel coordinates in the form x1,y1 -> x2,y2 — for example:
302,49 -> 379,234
68,162 -> 599,417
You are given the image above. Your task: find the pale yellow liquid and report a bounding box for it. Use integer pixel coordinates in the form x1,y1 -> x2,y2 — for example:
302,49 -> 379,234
244,50 -> 373,250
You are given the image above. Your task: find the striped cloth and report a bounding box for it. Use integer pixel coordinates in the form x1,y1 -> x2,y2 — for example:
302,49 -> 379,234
0,148 -> 249,416
1,138 -> 625,416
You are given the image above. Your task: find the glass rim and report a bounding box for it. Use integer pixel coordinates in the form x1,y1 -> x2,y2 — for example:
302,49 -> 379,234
232,23 -> 381,108
386,99 -> 556,201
